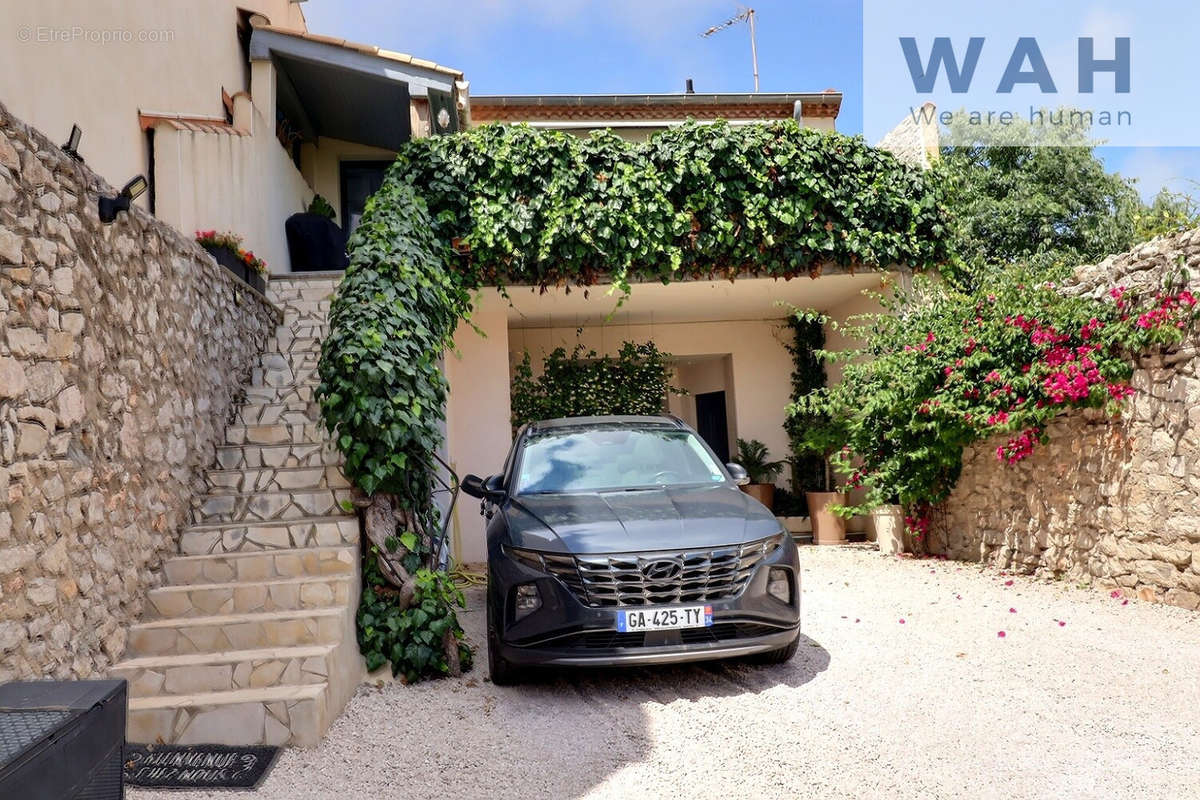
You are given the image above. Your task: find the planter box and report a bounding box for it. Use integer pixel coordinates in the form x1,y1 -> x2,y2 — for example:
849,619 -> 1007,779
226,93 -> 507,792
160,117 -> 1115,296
201,243 -> 266,294
777,516 -> 812,534
870,505 -> 905,555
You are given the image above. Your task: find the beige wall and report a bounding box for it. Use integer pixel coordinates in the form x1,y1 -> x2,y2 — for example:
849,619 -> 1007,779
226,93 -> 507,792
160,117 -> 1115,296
0,0 -> 304,206
445,308 -> 512,564
668,357 -> 737,457
510,316 -> 796,476
304,136 -> 397,229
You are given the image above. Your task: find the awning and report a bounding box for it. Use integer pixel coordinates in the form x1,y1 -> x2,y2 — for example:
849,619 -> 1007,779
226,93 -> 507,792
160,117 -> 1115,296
249,26 -> 462,151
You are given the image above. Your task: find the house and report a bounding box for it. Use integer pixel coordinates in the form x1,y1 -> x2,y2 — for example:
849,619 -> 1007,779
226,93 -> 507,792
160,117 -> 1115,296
1,1 -> 465,275
442,90 -> 905,563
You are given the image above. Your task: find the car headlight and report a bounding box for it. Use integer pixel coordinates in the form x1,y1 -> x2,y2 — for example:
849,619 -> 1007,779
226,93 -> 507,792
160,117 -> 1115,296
767,567 -> 792,604
505,546 -> 545,572
513,583 -> 542,620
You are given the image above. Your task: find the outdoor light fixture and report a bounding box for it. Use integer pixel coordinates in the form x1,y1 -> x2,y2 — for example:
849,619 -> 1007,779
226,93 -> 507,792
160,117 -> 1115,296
98,175 -> 148,223
61,124 -> 83,162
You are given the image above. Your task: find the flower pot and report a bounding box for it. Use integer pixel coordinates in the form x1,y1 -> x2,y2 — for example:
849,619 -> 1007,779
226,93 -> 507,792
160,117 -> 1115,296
202,242 -> 247,282
870,504 -> 905,555
777,516 -> 811,535
806,491 -> 847,545
741,483 -> 775,511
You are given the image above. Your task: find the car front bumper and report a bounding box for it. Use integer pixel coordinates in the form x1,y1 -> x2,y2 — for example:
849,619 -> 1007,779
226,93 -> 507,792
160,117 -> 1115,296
489,537 -> 801,669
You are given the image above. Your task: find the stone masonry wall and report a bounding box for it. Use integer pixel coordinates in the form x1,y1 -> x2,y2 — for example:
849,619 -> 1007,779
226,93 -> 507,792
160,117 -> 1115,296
0,101 -> 280,679
938,229 -> 1200,610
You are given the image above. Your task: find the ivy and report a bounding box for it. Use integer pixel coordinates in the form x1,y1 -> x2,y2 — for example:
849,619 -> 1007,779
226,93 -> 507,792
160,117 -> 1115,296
357,546 -> 472,682
510,341 -> 680,429
784,313 -> 830,496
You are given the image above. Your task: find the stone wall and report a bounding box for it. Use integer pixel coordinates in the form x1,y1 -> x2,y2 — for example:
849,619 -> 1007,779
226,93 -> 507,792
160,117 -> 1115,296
0,101 -> 280,679
938,229 -> 1200,610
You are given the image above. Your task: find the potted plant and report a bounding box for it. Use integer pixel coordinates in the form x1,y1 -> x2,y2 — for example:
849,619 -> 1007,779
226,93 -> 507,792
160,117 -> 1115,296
195,230 -> 267,293
869,500 -> 905,554
285,194 -> 349,272
788,398 -> 850,546
734,438 -> 785,511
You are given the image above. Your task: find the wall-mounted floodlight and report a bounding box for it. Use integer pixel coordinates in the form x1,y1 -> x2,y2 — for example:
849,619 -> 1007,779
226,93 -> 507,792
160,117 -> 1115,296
98,175 -> 148,223
62,124 -> 83,162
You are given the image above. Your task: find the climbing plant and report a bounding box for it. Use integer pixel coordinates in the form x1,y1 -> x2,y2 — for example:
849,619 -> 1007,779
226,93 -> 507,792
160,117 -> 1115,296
510,341 -> 680,429
317,120 -> 952,679
784,313 -> 831,499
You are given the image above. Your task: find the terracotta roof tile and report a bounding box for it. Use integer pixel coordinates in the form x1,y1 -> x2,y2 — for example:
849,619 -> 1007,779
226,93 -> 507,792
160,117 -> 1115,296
255,25 -> 463,78
138,112 -> 248,136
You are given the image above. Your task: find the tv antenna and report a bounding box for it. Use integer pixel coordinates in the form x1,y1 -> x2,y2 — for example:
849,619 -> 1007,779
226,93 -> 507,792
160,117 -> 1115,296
701,6 -> 759,92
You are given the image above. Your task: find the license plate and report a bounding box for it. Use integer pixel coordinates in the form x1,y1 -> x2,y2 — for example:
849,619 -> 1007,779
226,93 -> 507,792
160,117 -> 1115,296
616,605 -> 712,632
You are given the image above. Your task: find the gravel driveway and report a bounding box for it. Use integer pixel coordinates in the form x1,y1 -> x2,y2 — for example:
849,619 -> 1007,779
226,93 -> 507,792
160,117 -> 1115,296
130,545 -> 1200,800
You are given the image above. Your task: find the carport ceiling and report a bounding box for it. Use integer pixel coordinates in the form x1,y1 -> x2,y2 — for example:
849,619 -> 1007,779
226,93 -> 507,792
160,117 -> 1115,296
274,53 -> 411,149
503,273 -> 892,329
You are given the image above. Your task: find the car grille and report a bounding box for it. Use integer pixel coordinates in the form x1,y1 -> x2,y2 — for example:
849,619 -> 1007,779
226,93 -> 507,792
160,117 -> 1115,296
529,536 -> 784,608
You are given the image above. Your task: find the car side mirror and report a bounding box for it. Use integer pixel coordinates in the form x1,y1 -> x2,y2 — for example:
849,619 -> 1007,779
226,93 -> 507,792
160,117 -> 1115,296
482,474 -> 507,501
463,473 -> 507,501
726,463 -> 750,486
462,474 -> 487,499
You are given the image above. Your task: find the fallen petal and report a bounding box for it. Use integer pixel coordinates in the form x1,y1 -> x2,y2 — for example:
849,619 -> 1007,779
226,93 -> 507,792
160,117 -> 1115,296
1009,607 -> 1017,613
997,631 -> 1006,638
1058,621 -> 1066,627
1004,580 -> 1014,587
899,619 -> 906,624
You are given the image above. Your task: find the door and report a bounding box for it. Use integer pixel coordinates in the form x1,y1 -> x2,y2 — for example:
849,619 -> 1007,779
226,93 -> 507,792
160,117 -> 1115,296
340,161 -> 392,238
695,391 -> 730,463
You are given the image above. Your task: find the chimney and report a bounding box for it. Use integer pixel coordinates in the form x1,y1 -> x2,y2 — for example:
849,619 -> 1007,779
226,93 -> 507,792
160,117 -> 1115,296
685,78 -> 695,94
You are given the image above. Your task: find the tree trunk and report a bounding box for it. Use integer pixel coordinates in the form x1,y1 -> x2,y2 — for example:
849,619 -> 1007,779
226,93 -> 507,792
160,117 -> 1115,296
363,493 -> 416,609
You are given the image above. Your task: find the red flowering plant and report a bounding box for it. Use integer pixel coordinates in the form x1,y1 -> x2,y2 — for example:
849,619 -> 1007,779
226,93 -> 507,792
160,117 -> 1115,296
787,261 -> 1198,543
195,229 -> 268,275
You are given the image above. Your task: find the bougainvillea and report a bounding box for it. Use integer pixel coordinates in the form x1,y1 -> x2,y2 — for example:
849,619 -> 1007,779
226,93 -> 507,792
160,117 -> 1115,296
788,262 -> 1200,541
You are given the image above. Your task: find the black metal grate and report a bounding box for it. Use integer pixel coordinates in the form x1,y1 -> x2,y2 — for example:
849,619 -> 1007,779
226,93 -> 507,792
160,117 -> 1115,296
0,710 -> 73,766
536,537 -> 782,608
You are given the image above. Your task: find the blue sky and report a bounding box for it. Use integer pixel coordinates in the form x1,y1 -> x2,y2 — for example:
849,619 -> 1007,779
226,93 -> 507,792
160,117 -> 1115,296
304,0 -> 1200,201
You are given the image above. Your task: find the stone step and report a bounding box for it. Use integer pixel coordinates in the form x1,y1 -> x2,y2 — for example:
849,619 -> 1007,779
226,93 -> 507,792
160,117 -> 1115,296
249,364 -> 319,390
192,489 -> 356,525
146,575 -> 353,618
180,516 -> 359,556
245,381 -> 318,406
206,464 -> 349,494
126,683 -> 329,747
214,441 -> 340,471
258,350 -> 319,376
267,332 -> 324,354
233,400 -> 319,427
113,644 -> 334,701
222,421 -> 328,447
163,546 -> 356,585
128,607 -> 347,657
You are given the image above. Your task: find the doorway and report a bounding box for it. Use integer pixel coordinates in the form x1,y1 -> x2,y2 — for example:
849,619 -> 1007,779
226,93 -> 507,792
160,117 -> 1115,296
695,390 -> 730,463
339,161 -> 392,238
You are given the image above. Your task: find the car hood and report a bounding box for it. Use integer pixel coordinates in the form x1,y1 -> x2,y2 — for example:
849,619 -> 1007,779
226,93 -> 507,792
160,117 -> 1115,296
505,484 -> 782,554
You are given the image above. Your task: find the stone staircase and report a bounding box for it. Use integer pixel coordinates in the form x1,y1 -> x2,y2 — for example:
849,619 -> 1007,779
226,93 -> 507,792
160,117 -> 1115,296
112,275 -> 365,747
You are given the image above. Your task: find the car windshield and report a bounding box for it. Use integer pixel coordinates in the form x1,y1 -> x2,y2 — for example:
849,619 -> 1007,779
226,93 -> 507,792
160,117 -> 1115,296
515,427 -> 728,494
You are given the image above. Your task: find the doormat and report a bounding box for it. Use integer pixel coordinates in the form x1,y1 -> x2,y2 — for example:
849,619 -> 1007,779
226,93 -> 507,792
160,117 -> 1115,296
124,743 -> 280,790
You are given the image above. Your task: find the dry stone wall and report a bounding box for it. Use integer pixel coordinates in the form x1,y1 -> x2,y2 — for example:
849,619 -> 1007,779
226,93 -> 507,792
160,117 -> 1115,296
939,229 -> 1200,610
0,101 -> 280,679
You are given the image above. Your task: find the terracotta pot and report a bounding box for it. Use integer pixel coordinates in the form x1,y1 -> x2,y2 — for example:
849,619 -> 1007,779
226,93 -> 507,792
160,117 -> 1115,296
741,483 -> 775,511
806,491 -> 848,545
870,504 -> 905,555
